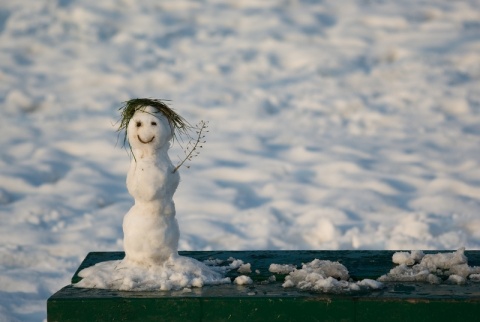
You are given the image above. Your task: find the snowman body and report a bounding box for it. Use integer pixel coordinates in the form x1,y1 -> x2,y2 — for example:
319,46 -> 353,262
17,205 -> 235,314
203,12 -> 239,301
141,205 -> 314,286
74,101 -> 230,290
123,106 -> 180,266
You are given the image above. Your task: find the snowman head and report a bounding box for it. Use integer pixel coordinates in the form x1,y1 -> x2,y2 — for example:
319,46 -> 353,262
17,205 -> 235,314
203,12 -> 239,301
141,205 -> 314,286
127,106 -> 172,152
118,98 -> 189,158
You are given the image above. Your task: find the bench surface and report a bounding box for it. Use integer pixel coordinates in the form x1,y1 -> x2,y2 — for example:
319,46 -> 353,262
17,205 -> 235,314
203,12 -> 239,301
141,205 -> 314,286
47,250 -> 480,322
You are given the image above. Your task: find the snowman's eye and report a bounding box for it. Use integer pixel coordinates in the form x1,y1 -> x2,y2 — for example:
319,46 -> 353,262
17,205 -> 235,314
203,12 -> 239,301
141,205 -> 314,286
151,121 -> 157,126
136,121 -> 142,127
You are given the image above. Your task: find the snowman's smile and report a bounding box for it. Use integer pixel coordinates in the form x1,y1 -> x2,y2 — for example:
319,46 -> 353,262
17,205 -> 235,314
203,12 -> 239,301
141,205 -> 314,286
137,135 -> 155,144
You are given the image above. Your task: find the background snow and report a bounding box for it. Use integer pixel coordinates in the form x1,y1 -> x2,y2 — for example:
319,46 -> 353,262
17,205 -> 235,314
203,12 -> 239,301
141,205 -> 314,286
0,0 -> 480,320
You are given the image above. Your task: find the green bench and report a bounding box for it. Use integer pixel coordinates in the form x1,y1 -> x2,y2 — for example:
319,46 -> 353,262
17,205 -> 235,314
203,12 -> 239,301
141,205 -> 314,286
47,250 -> 480,321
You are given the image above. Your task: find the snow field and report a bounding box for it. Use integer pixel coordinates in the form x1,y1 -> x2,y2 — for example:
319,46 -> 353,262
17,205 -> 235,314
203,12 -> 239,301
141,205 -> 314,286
1,0 -> 480,321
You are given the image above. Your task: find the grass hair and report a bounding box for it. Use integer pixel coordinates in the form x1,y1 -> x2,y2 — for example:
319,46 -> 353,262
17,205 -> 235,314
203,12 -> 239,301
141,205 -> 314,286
117,98 -> 192,160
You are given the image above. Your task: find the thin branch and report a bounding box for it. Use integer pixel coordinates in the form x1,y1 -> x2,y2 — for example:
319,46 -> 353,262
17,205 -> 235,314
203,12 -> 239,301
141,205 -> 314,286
173,120 -> 208,173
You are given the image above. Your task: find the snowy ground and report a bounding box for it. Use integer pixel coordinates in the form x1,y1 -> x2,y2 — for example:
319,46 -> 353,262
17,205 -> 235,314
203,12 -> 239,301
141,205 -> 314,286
1,0 -> 480,320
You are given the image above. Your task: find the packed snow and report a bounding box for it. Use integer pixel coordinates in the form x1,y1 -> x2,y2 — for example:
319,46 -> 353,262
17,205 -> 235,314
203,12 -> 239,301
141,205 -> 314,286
233,275 -> 253,286
237,263 -> 252,274
269,263 -> 297,274
281,259 -> 383,293
203,257 -> 248,274
203,258 -> 225,266
470,274 -> 480,281
75,255 -> 230,291
121,104 -> 182,267
379,248 -> 480,284
392,250 -> 425,265
1,0 -> 480,320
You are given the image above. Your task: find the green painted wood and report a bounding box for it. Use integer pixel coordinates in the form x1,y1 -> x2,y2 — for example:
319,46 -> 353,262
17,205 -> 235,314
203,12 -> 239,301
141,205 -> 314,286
48,251 -> 480,322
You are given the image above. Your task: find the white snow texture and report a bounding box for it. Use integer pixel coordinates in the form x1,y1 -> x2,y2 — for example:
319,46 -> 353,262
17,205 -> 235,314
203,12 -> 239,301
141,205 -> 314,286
282,259 -> 383,293
269,263 -> 297,275
379,248 -> 480,284
123,106 -> 180,266
75,256 -> 230,291
1,0 -> 480,321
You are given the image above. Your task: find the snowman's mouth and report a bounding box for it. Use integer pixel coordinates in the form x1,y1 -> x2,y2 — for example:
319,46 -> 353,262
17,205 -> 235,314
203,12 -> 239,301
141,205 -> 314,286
138,135 -> 155,144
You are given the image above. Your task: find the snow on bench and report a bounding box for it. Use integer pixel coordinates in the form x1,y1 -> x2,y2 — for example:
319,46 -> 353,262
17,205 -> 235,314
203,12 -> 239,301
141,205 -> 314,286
47,249 -> 480,322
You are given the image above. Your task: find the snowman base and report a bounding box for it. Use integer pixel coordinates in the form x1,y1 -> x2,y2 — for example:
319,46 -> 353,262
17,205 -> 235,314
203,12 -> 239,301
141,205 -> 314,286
74,254 -> 230,291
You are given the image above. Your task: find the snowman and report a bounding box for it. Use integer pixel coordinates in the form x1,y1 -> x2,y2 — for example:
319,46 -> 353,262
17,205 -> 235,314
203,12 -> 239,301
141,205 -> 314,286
74,99 -> 229,291
122,101 -> 181,266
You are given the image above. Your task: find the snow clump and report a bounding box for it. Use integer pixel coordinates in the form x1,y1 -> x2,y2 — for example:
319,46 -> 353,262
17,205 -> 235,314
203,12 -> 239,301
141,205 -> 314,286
379,248 -> 480,284
469,274 -> 480,281
237,263 -> 252,274
228,257 -> 245,269
269,263 -> 297,274
74,256 -> 231,291
282,259 -> 383,293
205,257 -> 250,274
392,250 -> 425,265
234,275 -> 253,285
203,258 -> 224,266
